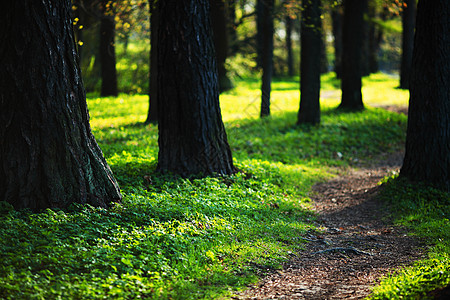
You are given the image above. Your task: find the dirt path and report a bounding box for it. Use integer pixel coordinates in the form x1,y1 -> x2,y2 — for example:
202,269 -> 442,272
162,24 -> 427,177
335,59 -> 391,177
233,151 -> 425,299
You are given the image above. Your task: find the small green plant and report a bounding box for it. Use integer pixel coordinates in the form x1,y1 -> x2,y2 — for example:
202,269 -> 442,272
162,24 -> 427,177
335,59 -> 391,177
0,73 -> 414,299
369,177 -> 450,299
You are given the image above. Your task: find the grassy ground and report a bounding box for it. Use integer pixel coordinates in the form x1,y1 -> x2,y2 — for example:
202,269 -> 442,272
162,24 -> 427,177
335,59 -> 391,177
0,74 -> 448,299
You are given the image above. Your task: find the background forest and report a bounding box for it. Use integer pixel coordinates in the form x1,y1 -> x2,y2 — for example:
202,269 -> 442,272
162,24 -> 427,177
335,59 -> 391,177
1,0 -> 449,299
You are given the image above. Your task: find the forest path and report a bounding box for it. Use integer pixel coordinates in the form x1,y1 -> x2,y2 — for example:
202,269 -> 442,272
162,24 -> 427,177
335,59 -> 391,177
233,106 -> 426,299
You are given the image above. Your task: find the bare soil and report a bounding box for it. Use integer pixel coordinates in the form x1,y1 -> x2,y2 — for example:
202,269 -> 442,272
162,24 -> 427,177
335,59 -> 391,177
232,106 -> 428,299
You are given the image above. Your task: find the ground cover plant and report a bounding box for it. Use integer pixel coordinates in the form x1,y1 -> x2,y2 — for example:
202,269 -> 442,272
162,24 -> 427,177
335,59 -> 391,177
369,178 -> 450,299
3,73 -> 445,299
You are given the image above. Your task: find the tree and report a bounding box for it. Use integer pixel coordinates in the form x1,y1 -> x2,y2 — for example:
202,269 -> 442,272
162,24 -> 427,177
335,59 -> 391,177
331,4 -> 343,78
257,0 -> 275,117
297,0 -> 322,125
145,0 -> 158,124
399,0 -> 416,89
99,0 -> 118,97
210,0 -> 234,92
156,0 -> 236,176
400,0 -> 450,190
285,13 -> 295,77
339,0 -> 367,110
0,0 -> 122,210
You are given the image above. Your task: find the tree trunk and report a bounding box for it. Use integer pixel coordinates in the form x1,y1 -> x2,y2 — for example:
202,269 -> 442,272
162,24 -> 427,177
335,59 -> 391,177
156,0 -> 236,176
145,0 -> 158,124
339,0 -> 366,111
331,5 -> 343,78
0,0 -> 122,211
298,0 -> 322,125
285,15 -> 294,77
100,0 -> 118,97
400,0 -> 450,191
399,0 -> 416,89
258,0 -> 274,118
210,0 -> 233,92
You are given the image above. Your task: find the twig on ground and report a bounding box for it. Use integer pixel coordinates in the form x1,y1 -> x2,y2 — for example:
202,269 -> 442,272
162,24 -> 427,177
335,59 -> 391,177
312,247 -> 373,256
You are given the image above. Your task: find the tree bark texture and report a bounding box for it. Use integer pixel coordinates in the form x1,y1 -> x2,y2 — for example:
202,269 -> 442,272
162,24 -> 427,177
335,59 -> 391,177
156,0 -> 236,176
0,0 -> 122,210
298,0 -> 322,125
399,0 -> 416,89
258,0 -> 274,118
146,0 -> 158,124
400,0 -> 450,191
210,0 -> 233,92
100,0 -> 118,97
339,0 -> 366,110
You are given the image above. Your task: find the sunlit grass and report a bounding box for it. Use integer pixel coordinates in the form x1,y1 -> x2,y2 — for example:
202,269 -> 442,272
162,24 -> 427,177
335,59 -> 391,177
0,73 -> 426,299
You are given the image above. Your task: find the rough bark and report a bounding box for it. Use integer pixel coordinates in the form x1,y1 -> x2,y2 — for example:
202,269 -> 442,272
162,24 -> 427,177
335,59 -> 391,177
99,0 -> 118,97
298,0 -> 322,125
156,0 -> 236,176
258,0 -> 274,118
0,0 -> 122,210
339,0 -> 366,111
399,0 -> 416,89
146,0 -> 158,124
400,0 -> 450,191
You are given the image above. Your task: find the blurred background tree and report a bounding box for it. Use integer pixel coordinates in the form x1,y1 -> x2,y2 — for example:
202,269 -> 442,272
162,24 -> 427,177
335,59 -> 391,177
72,0 -> 407,97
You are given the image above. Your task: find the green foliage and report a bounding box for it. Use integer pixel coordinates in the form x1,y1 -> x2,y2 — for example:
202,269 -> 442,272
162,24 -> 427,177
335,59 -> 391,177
0,74 -> 413,299
369,178 -> 450,299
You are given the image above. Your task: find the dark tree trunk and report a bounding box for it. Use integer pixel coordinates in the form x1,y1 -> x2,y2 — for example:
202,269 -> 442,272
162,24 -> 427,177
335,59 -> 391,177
227,0 -> 239,55
285,15 -> 294,77
331,5 -> 343,78
210,0 -> 233,92
258,0 -> 274,118
400,0 -> 450,191
320,25 -> 329,74
339,0 -> 366,111
298,0 -> 322,125
0,0 -> 122,211
399,0 -> 416,89
367,2 -> 381,74
156,0 -> 236,176
99,0 -> 118,97
145,0 -> 158,124
361,1 -> 371,77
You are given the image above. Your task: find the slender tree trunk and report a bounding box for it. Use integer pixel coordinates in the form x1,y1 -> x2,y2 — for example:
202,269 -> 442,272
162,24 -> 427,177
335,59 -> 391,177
399,0 -> 416,89
258,0 -> 274,118
339,0 -> 366,111
298,0 -> 322,125
331,5 -> 343,78
156,0 -> 236,176
145,0 -> 158,124
210,0 -> 233,92
320,25 -> 329,74
0,0 -> 122,211
285,15 -> 294,77
100,0 -> 118,97
227,0 -> 239,55
400,0 -> 450,191
367,2 -> 381,74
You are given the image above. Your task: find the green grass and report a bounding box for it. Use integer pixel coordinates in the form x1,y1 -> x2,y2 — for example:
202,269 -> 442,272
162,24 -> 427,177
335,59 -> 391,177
2,73 -> 444,299
369,178 -> 450,299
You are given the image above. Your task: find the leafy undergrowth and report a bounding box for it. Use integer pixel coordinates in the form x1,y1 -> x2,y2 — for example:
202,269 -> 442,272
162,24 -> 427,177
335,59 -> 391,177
0,74 -> 412,299
369,178 -> 450,299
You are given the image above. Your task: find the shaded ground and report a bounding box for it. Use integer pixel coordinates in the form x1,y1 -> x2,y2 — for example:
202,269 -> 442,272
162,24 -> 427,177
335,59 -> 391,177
233,107 -> 427,299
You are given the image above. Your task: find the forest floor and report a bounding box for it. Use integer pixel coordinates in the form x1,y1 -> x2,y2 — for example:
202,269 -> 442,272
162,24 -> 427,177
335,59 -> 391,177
233,106 -> 427,299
